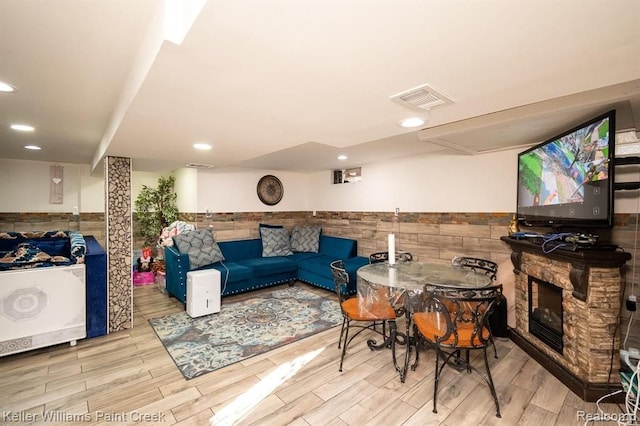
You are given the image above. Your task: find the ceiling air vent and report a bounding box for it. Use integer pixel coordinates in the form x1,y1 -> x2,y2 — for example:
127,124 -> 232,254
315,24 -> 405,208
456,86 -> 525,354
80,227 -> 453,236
390,84 -> 453,111
185,162 -> 214,169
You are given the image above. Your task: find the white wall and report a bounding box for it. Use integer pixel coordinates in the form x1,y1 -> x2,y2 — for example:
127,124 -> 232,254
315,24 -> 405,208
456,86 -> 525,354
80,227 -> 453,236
197,168 -> 310,212
1,153 -> 638,214
174,167 -> 198,213
80,170 -> 105,212
0,159 -> 83,213
309,149 -> 521,212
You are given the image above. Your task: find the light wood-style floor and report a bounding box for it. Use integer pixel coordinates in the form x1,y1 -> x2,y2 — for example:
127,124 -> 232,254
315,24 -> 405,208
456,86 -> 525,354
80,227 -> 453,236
0,282 -> 629,425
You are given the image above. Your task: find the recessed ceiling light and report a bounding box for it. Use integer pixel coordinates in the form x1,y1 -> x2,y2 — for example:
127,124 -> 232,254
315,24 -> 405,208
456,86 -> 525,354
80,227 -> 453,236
11,124 -> 35,132
399,117 -> 426,128
193,143 -> 212,150
337,155 -> 348,161
0,81 -> 16,92
24,145 -> 41,150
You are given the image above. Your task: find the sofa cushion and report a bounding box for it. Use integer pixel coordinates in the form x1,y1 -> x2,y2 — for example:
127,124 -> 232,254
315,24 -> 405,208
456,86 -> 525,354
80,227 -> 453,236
297,255 -> 338,278
260,227 -> 293,257
173,228 -> 224,269
210,262 -> 253,283
236,257 -> 297,277
290,225 -> 321,253
343,256 -> 371,284
288,252 -> 323,263
319,235 -> 357,259
218,239 -> 263,262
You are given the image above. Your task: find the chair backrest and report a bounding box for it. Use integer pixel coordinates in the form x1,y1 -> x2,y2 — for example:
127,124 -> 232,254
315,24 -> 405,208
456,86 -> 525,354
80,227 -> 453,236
452,256 -> 498,279
420,283 -> 503,348
369,251 -> 413,264
330,259 -> 350,304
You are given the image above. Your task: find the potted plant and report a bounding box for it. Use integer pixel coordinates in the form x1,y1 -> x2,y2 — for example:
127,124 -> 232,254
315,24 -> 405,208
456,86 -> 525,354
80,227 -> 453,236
134,175 -> 179,254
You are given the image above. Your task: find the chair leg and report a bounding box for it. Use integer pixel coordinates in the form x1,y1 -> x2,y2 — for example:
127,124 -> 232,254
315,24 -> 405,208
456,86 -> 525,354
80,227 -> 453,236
338,317 -> 347,349
491,337 -> 498,358
433,348 -> 441,414
483,347 -> 501,418
339,320 -> 350,372
410,324 -> 420,371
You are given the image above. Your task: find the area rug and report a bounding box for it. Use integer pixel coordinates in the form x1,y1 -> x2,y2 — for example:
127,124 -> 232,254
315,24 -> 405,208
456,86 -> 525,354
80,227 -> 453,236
149,286 -> 342,379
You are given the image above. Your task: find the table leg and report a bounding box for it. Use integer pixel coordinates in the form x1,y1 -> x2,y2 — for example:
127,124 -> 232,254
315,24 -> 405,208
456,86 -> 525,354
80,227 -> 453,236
367,320 -> 400,350
402,311 -> 414,382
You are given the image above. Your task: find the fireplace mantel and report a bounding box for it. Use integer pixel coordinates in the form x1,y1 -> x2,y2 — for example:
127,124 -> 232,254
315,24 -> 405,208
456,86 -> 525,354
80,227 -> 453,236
501,237 -> 631,301
501,236 -> 632,402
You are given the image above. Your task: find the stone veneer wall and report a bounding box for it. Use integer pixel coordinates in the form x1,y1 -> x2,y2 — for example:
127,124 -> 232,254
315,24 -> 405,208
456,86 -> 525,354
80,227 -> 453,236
105,157 -> 132,332
188,211 -> 515,265
514,252 -> 624,384
1,210 -> 637,344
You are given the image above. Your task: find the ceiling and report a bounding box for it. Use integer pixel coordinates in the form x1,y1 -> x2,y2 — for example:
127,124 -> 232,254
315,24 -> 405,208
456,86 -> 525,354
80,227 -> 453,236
1,0 -> 640,175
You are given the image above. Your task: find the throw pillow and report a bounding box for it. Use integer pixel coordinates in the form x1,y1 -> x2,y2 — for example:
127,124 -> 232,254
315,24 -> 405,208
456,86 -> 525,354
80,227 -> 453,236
290,225 -> 322,253
173,228 -> 224,270
260,227 -> 293,257
0,243 -> 52,264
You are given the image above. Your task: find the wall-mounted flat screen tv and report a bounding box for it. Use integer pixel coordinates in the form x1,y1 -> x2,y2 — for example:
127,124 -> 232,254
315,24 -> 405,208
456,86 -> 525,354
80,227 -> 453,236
516,110 -> 615,230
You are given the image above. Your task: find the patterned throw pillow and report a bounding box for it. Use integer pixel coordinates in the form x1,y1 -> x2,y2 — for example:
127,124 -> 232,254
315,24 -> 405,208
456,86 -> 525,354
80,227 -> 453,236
260,227 -> 293,257
0,243 -> 52,264
290,225 -> 321,253
69,231 -> 86,264
173,228 -> 224,270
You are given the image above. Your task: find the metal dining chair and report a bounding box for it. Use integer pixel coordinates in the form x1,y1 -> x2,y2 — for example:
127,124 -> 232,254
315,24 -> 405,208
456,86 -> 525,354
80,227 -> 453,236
451,256 -> 498,278
330,260 -> 397,372
369,251 -> 413,264
411,283 -> 504,418
452,256 -> 502,357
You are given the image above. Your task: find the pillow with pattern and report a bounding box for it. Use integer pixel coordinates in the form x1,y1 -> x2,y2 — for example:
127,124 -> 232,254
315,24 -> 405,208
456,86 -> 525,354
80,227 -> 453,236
290,225 -> 322,253
260,227 -> 293,257
173,228 -> 224,270
0,243 -> 52,264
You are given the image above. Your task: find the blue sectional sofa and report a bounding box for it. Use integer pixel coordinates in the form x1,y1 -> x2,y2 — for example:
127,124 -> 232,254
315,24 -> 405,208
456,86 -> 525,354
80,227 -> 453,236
164,234 -> 369,303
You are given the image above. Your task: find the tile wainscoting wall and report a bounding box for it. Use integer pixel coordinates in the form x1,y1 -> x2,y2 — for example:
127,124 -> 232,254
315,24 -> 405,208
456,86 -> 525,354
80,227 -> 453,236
0,211 -> 637,346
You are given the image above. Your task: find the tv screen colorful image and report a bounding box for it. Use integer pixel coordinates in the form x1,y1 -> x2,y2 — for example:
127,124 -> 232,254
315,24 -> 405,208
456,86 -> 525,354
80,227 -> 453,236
516,110 -> 615,229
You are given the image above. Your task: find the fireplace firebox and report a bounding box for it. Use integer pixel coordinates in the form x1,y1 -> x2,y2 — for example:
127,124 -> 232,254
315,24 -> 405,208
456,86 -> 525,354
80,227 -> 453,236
528,276 -> 563,354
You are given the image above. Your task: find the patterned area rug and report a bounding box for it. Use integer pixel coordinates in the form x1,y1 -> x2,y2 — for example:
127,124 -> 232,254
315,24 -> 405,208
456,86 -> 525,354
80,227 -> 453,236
150,286 -> 342,379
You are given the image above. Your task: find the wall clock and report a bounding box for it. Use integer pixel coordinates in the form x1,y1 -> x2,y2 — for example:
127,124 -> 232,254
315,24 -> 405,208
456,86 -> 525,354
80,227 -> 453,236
257,175 -> 284,206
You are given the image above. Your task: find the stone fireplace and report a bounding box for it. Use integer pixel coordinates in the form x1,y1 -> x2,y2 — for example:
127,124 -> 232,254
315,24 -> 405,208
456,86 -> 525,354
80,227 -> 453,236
501,237 -> 631,401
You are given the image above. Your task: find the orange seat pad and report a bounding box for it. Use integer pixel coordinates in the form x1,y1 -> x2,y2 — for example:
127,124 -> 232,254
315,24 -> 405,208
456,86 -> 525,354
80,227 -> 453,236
341,298 -> 396,321
413,312 -> 490,347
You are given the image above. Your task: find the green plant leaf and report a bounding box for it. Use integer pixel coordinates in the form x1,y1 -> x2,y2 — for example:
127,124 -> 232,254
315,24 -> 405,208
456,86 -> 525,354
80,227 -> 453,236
135,175 -> 179,247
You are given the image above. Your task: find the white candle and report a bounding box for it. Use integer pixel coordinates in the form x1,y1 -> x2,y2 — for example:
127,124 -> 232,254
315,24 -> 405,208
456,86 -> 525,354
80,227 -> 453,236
388,233 -> 396,265
389,266 -> 397,285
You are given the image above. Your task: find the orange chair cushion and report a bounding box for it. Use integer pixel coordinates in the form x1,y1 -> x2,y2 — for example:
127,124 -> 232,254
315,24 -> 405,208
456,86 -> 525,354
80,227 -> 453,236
413,312 -> 490,348
342,298 -> 396,321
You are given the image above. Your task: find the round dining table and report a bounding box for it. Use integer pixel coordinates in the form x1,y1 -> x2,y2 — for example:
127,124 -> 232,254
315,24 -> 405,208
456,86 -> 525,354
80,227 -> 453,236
356,259 -> 494,382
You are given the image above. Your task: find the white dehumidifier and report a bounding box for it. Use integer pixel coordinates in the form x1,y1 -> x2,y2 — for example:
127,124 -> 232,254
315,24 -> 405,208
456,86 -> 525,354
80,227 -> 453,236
186,269 -> 221,318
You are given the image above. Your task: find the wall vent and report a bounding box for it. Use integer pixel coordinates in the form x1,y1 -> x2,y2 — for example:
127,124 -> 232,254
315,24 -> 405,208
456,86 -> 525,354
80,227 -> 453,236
185,163 -> 214,169
390,84 -> 453,111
